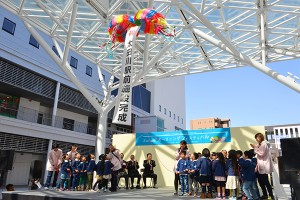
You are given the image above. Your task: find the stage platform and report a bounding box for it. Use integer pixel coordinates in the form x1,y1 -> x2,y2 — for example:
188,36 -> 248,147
2,187 -> 216,200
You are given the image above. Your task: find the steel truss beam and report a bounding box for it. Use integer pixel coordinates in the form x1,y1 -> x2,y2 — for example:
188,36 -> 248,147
182,0 -> 300,93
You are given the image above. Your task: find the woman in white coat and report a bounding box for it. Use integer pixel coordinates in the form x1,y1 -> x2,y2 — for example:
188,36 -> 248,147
250,133 -> 274,200
44,144 -> 63,189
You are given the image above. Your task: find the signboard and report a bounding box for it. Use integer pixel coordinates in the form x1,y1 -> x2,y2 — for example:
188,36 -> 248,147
136,128 -> 231,146
112,26 -> 140,125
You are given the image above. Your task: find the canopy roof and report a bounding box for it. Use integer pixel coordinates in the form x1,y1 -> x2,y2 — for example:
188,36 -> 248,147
1,0 -> 300,81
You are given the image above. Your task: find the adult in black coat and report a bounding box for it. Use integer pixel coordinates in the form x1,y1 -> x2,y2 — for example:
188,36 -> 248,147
143,153 -> 157,189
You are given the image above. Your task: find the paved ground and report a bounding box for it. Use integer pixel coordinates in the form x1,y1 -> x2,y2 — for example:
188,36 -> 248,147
0,185 -> 291,200
1,187 -> 217,200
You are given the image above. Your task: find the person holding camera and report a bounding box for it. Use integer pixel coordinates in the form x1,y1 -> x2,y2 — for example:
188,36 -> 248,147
108,144 -> 121,192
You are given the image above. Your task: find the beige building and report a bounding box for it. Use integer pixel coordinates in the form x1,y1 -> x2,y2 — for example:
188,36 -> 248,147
190,117 -> 230,129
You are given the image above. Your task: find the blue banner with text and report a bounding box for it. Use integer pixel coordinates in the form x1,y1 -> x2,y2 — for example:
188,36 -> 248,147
136,128 -> 231,146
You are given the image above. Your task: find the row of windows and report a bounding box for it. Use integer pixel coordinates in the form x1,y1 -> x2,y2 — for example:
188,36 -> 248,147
158,105 -> 184,124
2,17 -> 99,78
2,18 -> 39,48
275,127 -> 299,135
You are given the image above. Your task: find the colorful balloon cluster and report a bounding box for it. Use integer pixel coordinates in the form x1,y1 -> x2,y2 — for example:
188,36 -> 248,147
107,8 -> 175,49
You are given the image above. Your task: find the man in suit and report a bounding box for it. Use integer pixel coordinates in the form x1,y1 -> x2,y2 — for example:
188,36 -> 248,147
143,153 -> 158,189
127,154 -> 141,189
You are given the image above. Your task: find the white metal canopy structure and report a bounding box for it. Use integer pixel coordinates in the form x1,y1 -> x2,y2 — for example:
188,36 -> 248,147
1,0 -> 300,157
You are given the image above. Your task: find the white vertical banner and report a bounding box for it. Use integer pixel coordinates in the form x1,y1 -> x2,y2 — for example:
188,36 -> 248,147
112,26 -> 140,125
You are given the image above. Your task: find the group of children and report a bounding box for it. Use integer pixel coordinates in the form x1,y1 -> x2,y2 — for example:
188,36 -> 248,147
176,148 -> 260,200
57,152 -> 113,192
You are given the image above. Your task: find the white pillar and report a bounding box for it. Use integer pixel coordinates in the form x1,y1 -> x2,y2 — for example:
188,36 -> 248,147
260,0 -> 266,66
51,82 -> 60,126
95,113 -> 107,161
43,139 -> 53,184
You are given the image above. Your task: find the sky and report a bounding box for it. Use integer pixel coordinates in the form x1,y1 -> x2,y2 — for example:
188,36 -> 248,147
185,58 -> 300,129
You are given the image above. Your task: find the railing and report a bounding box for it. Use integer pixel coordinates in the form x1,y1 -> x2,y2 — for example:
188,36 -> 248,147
0,106 -> 97,135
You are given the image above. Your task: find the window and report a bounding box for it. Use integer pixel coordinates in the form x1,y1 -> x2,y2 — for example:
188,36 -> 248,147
280,129 -> 283,134
63,118 -> 74,131
29,35 -> 39,48
285,128 -> 288,135
296,128 -> 299,136
182,118 -> 183,124
86,65 -> 92,76
173,114 -> 175,119
178,116 -> 180,122
2,18 -> 16,35
164,108 -> 166,115
169,111 -> 171,117
70,56 -> 78,69
275,129 -> 278,135
159,105 -> 161,112
290,128 -> 293,135
52,46 -> 60,58
37,113 -> 43,124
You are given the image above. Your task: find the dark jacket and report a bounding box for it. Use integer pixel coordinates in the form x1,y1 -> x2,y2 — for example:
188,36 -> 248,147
176,158 -> 190,174
226,159 -> 238,176
212,159 -> 226,177
127,160 -> 140,175
71,159 -> 80,175
95,161 -> 104,175
189,160 -> 199,177
238,158 -> 256,181
78,161 -> 87,176
103,160 -> 114,175
87,159 -> 96,173
143,160 -> 156,174
61,160 -> 71,175
198,157 -> 211,176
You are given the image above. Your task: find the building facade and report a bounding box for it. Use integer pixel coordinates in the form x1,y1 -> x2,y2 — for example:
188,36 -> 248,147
190,117 -> 230,130
0,6 -> 185,186
266,124 -> 300,150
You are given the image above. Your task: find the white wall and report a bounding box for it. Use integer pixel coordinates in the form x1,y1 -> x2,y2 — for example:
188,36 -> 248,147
56,108 -> 88,124
150,76 -> 186,131
19,97 -> 40,110
17,97 -> 40,123
6,153 -> 32,185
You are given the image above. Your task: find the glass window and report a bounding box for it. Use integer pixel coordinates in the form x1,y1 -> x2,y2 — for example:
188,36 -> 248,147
173,114 -> 175,119
132,85 -> 151,113
178,116 -> 179,122
182,118 -> 183,124
275,129 -> 278,135
2,18 -> 16,35
164,108 -> 166,115
285,128 -> 288,135
290,128 -> 293,135
86,65 -> 92,76
159,105 -> 161,112
29,35 -> 39,48
63,118 -> 74,131
157,118 -> 164,132
70,56 -> 78,69
280,129 -> 283,134
52,46 -> 60,58
169,111 -> 171,117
